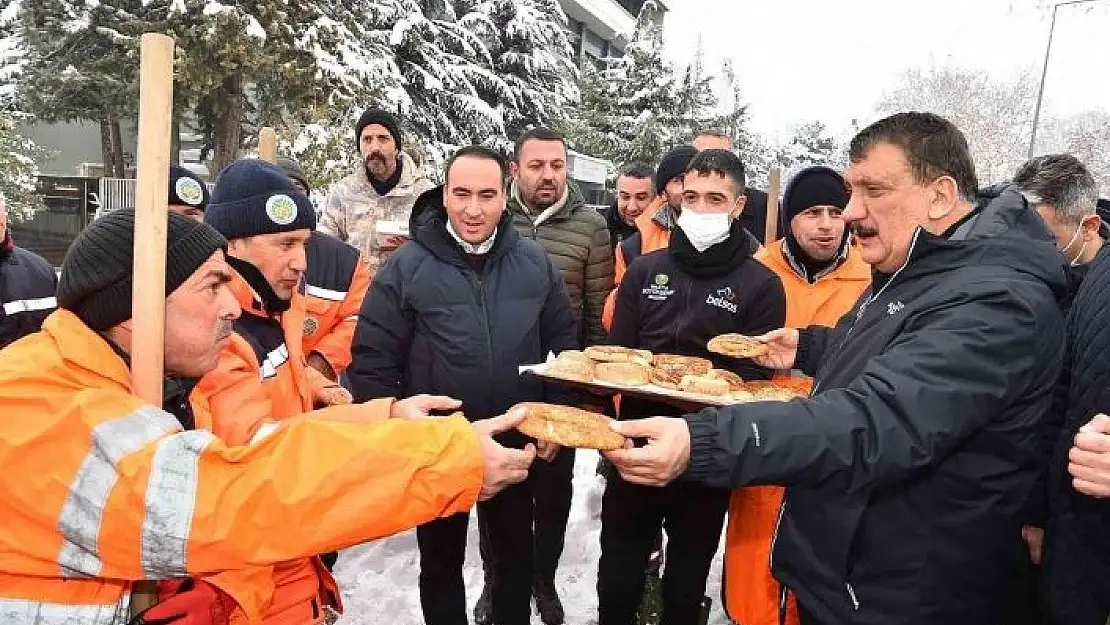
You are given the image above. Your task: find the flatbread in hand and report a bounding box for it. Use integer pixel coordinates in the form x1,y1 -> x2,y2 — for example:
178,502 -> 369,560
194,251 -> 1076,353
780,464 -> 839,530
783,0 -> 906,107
515,402 -> 627,451
707,334 -> 769,359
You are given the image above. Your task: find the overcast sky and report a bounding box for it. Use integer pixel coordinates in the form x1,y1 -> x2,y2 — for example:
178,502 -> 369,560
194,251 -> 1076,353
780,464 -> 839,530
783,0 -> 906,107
662,0 -> 1110,142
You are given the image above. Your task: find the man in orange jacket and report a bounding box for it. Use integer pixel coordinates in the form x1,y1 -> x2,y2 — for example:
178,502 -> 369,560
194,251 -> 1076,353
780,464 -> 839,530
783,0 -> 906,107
724,166 -> 869,625
277,156 -> 370,383
0,209 -> 536,625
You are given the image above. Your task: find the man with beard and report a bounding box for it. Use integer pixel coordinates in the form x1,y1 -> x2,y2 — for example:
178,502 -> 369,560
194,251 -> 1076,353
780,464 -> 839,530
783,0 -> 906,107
606,163 -> 655,251
600,149 -> 785,625
321,108 -> 433,276
0,193 -> 57,349
349,146 -> 579,625
725,166 -> 869,625
606,112 -> 1068,625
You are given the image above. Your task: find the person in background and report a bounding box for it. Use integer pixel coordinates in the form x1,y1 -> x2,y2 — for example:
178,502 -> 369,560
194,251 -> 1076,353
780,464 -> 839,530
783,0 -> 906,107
277,155 -> 372,385
320,108 -> 433,276
600,149 -> 785,625
693,130 -> 769,243
0,193 -> 57,349
606,163 -> 655,251
349,146 -> 579,625
166,164 -> 210,222
725,166 -> 869,625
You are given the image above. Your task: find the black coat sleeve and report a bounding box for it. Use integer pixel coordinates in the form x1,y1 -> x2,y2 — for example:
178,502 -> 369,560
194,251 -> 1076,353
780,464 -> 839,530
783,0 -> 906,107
540,256 -> 584,406
608,257 -> 646,349
796,325 -> 834,377
729,272 -> 786,381
347,256 -> 416,402
683,281 -> 1063,492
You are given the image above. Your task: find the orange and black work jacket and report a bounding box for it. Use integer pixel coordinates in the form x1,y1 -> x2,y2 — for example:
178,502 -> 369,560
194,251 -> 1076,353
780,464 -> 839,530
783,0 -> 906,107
301,231 -> 371,378
0,309 -> 484,624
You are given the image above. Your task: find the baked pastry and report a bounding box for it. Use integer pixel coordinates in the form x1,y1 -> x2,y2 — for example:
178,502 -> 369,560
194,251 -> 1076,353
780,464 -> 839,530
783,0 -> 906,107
652,354 -> 713,376
596,362 -> 652,386
706,368 -> 745,392
515,402 -> 627,451
546,357 -> 595,383
555,350 -> 592,364
650,366 -> 684,390
679,374 -> 731,397
741,381 -> 807,401
707,334 -> 769,359
584,345 -> 653,366
729,390 -> 756,402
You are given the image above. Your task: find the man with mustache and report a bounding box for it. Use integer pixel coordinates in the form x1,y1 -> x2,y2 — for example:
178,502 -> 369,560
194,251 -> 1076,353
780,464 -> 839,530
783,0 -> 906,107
605,112 -> 1068,625
0,209 -> 534,625
468,127 -> 611,625
349,146 -> 579,625
320,108 -> 433,277
725,166 -> 869,625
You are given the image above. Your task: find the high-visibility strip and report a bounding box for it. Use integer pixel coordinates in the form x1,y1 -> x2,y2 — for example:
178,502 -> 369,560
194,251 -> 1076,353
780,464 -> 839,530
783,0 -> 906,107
260,343 -> 289,380
249,421 -> 282,446
0,596 -> 129,625
343,315 -> 359,322
56,407 -> 180,578
140,430 -> 214,578
3,296 -> 57,316
304,284 -> 347,302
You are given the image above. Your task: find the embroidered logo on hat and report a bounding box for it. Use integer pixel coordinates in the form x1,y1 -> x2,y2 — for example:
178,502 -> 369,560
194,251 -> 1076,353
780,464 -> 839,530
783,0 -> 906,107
176,177 -> 205,206
266,194 -> 298,225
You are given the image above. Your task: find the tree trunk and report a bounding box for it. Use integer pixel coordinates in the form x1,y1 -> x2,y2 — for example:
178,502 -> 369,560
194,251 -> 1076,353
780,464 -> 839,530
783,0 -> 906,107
109,113 -> 126,178
212,73 -> 244,174
99,115 -> 114,177
170,109 -> 181,166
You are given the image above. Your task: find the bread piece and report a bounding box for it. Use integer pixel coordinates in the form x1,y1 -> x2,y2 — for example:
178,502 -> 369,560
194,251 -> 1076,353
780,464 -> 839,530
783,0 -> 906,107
729,390 -> 755,403
555,350 -> 592,364
547,357 -> 595,383
652,354 -> 713,376
650,366 -> 684,390
679,374 -> 731,397
515,402 -> 627,451
740,381 -> 807,401
707,334 -> 769,359
596,362 -> 652,386
706,369 -> 745,392
584,345 -> 653,367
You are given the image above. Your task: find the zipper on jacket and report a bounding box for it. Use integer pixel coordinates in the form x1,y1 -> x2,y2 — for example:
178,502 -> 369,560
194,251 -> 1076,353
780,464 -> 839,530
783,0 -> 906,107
469,273 -> 496,395
846,582 -> 860,611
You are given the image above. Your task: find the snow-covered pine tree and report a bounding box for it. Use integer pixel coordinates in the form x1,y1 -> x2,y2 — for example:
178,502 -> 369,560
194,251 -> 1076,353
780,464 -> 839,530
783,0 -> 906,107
775,121 -> 844,176
15,0 -> 140,177
459,0 -> 579,140
0,109 -> 48,221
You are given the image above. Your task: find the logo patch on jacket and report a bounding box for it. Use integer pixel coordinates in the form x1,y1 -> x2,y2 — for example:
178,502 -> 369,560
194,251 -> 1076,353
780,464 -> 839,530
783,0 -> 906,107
706,286 -> 739,313
643,273 -> 674,301
303,316 -> 319,336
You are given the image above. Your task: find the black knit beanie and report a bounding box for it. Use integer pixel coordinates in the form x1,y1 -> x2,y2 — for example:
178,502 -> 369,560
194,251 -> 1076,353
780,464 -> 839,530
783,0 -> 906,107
57,210 -> 228,331
782,166 -> 849,225
276,156 -> 310,193
354,107 -> 403,151
169,164 -> 210,210
654,145 -> 698,194
204,159 -> 317,240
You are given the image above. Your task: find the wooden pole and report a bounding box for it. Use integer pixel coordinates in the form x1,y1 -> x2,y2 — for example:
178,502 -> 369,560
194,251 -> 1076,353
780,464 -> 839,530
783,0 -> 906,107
129,32 -> 175,617
258,126 -> 277,163
764,168 -> 782,244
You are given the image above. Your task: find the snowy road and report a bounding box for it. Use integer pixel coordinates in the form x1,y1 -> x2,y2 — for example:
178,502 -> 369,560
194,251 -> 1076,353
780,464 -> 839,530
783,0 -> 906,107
333,450 -> 730,625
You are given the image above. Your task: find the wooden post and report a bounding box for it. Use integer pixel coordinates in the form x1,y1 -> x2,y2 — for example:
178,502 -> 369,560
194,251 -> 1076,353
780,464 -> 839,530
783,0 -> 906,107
129,32 -> 175,617
258,126 -> 277,163
764,168 -> 782,244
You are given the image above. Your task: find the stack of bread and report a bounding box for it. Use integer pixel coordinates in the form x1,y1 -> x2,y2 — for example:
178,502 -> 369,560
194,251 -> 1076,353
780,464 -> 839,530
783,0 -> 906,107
542,346 -> 804,403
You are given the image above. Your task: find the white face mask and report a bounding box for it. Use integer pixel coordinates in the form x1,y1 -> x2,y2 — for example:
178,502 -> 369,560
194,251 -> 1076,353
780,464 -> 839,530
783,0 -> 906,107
1059,217 -> 1096,267
677,209 -> 731,252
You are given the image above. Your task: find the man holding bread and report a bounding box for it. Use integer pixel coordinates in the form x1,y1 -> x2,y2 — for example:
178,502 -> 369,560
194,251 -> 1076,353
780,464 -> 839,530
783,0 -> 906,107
599,149 -> 787,625
348,146 -> 580,625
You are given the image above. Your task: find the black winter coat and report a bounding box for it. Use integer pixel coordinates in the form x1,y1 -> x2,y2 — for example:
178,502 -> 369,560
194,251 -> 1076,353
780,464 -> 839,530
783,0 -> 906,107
348,188 -> 579,435
1041,244 -> 1110,625
0,243 -> 58,349
683,185 -> 1067,625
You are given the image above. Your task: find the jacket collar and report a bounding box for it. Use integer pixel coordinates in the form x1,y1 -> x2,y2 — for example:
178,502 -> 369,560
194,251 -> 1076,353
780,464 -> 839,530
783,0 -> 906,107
354,151 -> 425,198
43,309 -> 133,389
410,186 -> 520,269
508,180 -> 583,227
763,238 -> 870,285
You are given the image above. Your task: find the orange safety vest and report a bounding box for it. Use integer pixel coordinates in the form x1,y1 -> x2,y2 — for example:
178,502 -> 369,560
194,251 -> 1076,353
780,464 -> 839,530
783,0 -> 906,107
0,309 -> 484,624
724,239 -> 870,625
602,197 -> 672,332
301,236 -> 371,377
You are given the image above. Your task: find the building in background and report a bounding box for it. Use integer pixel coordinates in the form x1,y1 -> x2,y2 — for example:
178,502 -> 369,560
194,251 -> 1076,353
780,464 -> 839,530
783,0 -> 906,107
560,0 -> 669,63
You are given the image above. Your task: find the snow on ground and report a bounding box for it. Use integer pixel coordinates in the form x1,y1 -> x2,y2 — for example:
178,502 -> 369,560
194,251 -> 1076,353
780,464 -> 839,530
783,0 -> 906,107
333,450 -> 730,625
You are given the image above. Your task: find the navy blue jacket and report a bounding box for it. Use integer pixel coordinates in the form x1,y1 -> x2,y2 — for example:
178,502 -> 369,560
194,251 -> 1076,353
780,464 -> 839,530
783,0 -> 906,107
0,241 -> 58,349
348,187 -> 579,438
1041,244 -> 1110,625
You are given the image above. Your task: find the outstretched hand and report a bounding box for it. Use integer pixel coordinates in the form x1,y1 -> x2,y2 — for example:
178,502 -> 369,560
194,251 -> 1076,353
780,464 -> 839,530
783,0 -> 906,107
391,395 -> 463,419
602,418 -> 691,487
752,328 -> 799,370
474,407 -> 537,501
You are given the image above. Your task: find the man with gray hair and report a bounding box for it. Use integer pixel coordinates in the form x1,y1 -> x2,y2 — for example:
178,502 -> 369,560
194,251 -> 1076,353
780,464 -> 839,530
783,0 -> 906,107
0,194 -> 58,349
1014,154 -> 1105,269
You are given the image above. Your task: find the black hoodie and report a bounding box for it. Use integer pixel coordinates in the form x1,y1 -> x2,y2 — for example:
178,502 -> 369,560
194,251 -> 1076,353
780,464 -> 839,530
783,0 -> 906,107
348,187 -> 579,434
683,184 -> 1067,625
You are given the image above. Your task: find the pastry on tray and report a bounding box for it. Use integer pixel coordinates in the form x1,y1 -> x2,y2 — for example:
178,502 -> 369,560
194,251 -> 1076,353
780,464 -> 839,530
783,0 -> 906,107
595,362 -> 652,386
707,334 -> 769,359
584,345 -> 653,367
